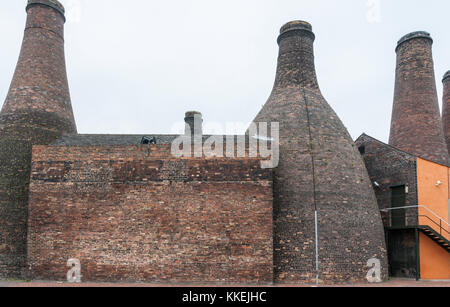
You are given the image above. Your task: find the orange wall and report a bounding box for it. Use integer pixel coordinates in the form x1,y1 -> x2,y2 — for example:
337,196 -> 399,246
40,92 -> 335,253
419,233 -> 450,279
417,158 -> 449,238
417,158 -> 450,279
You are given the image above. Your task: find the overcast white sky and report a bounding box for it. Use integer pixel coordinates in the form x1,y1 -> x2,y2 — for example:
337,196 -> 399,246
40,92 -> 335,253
0,0 -> 449,141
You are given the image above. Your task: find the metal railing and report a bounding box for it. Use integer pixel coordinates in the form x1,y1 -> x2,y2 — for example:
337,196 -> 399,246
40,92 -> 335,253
380,205 -> 450,239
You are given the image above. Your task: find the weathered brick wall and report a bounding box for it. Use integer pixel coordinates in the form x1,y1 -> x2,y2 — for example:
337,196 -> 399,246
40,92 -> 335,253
0,0 -> 77,278
389,32 -> 448,166
249,21 -> 388,284
26,145 -> 273,283
355,134 -> 418,227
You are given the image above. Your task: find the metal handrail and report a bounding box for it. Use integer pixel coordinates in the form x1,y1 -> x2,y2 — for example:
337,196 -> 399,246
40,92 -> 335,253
380,205 -> 449,227
418,215 -> 450,237
381,205 -> 450,238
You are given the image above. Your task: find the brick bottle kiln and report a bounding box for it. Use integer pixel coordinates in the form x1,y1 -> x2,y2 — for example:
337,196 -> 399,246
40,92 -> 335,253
0,0 -> 77,278
389,32 -> 449,165
248,21 -> 388,283
1,2 -> 390,284
443,71 -> 450,154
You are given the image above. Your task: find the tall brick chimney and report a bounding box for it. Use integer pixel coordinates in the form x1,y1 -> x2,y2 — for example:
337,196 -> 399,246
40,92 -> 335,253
0,0 -> 77,278
389,31 -> 448,165
248,21 -> 387,283
443,71 -> 450,154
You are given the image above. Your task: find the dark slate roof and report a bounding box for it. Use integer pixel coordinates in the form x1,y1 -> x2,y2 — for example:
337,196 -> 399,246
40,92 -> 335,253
50,134 -> 252,146
355,133 -> 417,158
50,134 -> 178,146
356,133 -> 450,167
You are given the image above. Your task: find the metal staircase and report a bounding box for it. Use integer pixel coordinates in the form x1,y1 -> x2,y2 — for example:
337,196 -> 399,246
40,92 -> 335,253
417,225 -> 450,252
382,205 -> 450,253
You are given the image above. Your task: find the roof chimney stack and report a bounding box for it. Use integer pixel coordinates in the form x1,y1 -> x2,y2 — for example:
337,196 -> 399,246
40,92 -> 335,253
443,71 -> 450,154
184,111 -> 203,137
247,21 -> 387,283
0,0 -> 76,278
389,31 -> 448,165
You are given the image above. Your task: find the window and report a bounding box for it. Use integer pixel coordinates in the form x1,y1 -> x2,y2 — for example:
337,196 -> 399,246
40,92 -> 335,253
358,145 -> 366,155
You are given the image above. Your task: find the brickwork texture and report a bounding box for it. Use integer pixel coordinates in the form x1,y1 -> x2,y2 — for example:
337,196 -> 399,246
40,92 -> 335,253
443,71 -> 450,154
7,0 -> 445,285
389,32 -> 448,166
0,0 -> 77,278
355,134 -> 419,227
248,21 -> 388,284
26,145 -> 273,283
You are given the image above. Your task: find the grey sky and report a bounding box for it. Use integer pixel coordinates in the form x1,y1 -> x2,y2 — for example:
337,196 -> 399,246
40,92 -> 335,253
0,0 -> 449,142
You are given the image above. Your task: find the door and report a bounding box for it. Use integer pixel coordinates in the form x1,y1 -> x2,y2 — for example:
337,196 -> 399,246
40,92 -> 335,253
387,229 -> 417,278
391,186 -> 406,227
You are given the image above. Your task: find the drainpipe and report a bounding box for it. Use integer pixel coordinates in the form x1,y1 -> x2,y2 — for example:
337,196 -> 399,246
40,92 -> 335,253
315,210 -> 319,285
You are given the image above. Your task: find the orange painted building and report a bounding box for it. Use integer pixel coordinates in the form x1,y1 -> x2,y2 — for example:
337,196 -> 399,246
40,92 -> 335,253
417,158 -> 450,279
356,134 -> 450,280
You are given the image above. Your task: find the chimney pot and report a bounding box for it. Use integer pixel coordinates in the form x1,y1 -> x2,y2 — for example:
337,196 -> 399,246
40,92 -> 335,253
277,20 -> 315,45
184,111 -> 203,137
443,71 -> 450,82
279,20 -> 313,34
396,31 -> 433,52
27,0 -> 66,21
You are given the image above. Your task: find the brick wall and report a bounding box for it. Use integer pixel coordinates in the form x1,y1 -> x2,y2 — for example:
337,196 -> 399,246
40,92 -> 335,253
355,134 -> 418,227
26,145 -> 273,283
